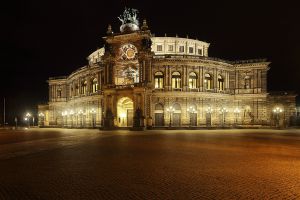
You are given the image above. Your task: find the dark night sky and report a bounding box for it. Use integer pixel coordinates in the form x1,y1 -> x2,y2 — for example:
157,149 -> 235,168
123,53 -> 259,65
1,0 -> 299,124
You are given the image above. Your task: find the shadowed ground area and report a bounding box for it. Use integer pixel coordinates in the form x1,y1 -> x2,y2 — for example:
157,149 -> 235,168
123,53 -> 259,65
0,128 -> 300,199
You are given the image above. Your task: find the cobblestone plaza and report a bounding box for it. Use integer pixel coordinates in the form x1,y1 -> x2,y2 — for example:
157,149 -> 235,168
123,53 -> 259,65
0,128 -> 300,199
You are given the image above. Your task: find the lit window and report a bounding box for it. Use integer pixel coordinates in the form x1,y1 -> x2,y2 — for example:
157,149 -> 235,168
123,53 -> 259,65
157,45 -> 163,51
75,84 -> 79,96
189,47 -> 194,53
189,72 -> 197,89
92,78 -> 98,93
198,49 -> 202,55
218,75 -> 224,91
172,72 -> 181,89
154,72 -> 164,89
81,81 -> 87,95
244,76 -> 251,89
204,73 -> 212,90
179,46 -> 184,53
168,45 -> 174,52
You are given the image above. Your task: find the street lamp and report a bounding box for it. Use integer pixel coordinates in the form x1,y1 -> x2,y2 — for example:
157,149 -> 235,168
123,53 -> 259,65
24,117 -> 29,128
187,106 -> 197,127
90,108 -> 97,127
25,112 -> 31,128
220,107 -> 228,127
233,108 -> 241,126
273,107 -> 283,128
14,117 -> 18,128
205,107 -> 213,127
166,106 -> 175,127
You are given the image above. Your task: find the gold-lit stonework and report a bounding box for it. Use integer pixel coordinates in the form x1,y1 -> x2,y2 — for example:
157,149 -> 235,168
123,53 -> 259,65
38,8 -> 297,129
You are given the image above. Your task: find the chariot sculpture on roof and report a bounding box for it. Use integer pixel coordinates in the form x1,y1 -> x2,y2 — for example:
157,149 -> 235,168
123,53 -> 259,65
118,7 -> 139,26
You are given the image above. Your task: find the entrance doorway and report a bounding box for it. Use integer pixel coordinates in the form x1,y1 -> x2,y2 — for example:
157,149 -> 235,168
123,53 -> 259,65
206,113 -> 212,127
172,103 -> 181,127
117,97 -> 133,127
154,103 -> 164,126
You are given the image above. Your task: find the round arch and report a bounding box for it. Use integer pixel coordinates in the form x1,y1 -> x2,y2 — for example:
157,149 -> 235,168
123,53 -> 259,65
117,97 -> 134,127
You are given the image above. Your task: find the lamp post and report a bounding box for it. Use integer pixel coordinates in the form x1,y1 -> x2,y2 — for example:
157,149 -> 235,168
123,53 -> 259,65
166,106 -> 175,127
233,108 -> 241,127
187,106 -> 197,127
24,117 -> 28,128
90,108 -> 97,128
220,107 -> 228,127
273,107 -> 283,128
25,112 -> 31,128
205,107 -> 213,127
14,117 -> 18,129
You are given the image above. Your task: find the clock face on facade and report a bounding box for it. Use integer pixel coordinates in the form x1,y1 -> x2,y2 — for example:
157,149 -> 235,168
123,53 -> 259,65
120,44 -> 138,60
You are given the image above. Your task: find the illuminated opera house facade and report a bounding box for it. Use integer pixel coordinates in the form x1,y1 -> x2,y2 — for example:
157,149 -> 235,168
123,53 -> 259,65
38,8 -> 297,129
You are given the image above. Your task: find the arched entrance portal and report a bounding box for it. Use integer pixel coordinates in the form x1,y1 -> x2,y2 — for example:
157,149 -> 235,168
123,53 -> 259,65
117,97 -> 133,127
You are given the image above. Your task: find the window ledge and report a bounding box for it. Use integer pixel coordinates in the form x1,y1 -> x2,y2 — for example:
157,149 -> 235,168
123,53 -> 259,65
172,88 -> 182,91
189,88 -> 199,92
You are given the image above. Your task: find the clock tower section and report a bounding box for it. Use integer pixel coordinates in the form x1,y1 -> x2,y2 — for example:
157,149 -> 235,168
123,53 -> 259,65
101,9 -> 153,129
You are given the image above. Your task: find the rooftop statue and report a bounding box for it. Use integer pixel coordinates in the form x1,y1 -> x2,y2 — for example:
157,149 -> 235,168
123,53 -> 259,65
118,7 -> 139,26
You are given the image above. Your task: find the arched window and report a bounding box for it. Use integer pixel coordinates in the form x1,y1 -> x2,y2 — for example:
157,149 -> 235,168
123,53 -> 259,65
155,103 -> 164,110
244,76 -> 251,89
81,81 -> 87,95
154,72 -> 164,89
173,103 -> 181,112
92,78 -> 98,93
75,84 -> 79,96
172,72 -> 181,89
218,75 -> 224,91
204,73 -> 212,90
189,72 -> 197,89
57,88 -> 62,98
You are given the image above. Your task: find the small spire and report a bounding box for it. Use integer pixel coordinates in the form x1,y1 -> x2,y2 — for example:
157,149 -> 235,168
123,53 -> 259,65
106,24 -> 113,35
176,34 -> 178,38
141,19 -> 149,31
186,34 -> 189,39
164,33 -> 167,37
